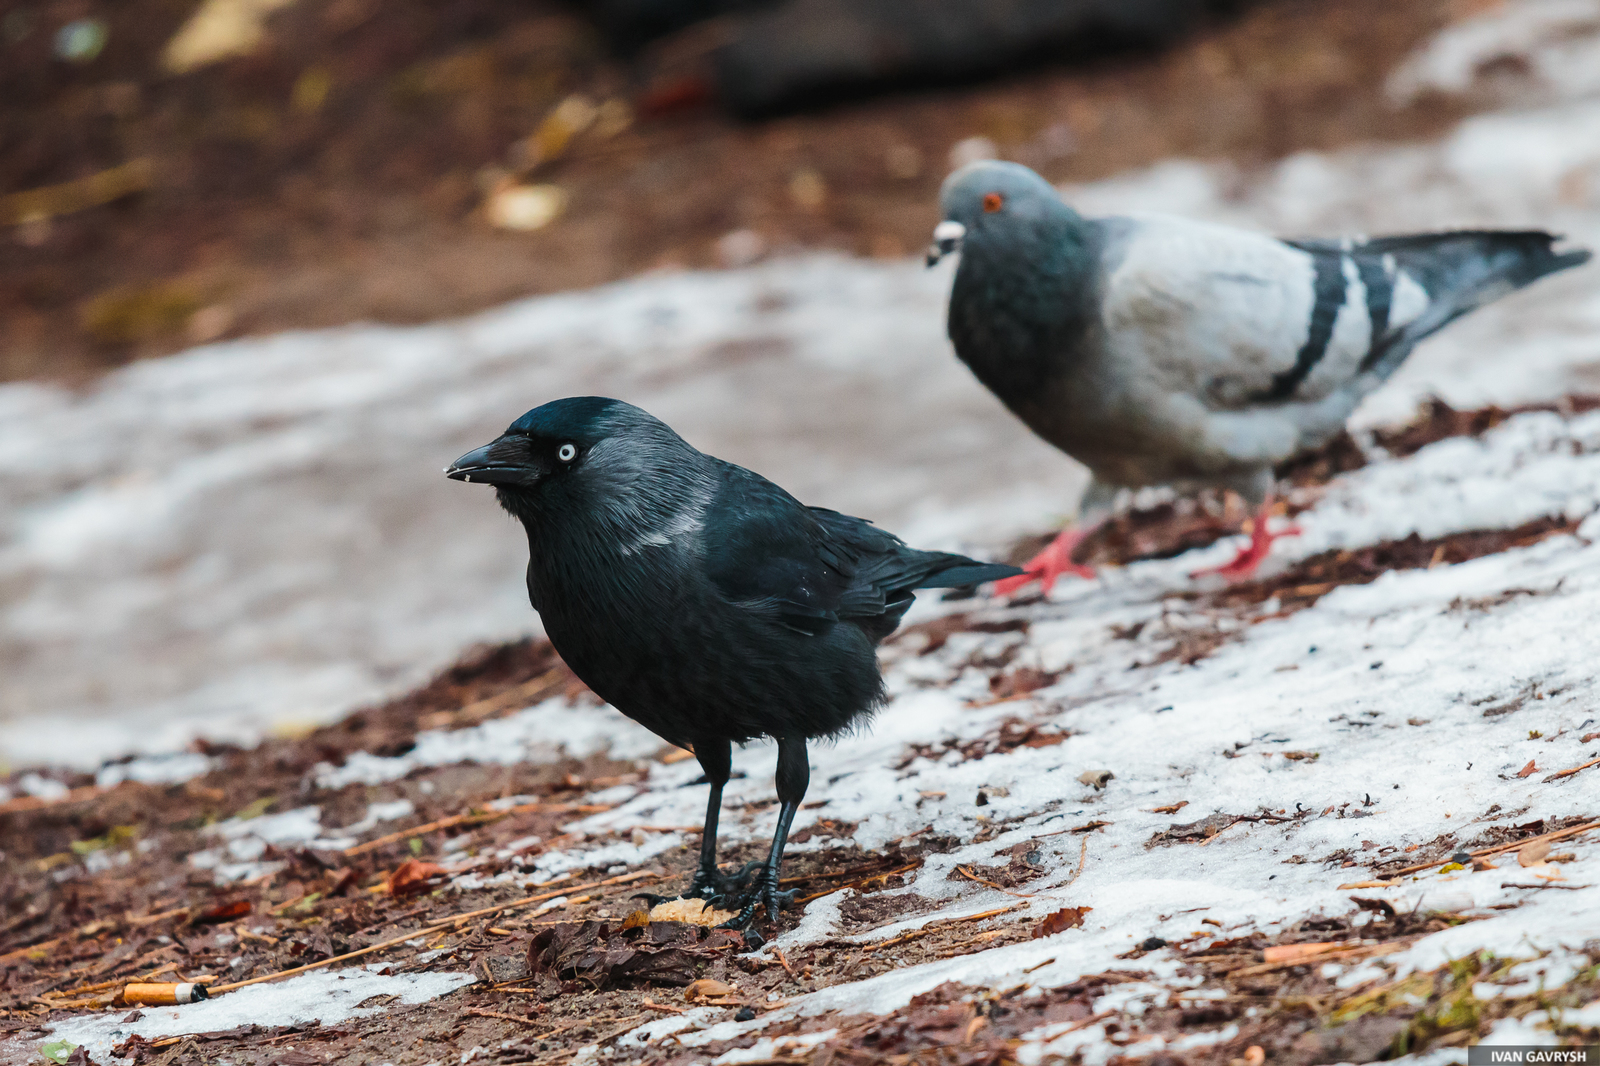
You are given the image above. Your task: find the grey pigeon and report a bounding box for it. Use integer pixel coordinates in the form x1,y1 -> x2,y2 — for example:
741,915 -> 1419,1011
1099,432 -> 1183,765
927,160 -> 1592,590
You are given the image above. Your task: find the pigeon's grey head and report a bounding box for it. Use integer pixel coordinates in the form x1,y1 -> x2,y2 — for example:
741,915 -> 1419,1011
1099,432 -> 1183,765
446,396 -> 715,543
928,160 -> 1079,266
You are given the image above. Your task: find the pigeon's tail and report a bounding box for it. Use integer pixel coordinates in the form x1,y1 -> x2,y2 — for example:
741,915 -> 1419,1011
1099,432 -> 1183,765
1361,230 -> 1591,379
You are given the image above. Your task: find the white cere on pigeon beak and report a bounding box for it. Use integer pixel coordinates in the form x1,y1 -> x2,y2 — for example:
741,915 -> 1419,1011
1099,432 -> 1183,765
926,220 -> 967,266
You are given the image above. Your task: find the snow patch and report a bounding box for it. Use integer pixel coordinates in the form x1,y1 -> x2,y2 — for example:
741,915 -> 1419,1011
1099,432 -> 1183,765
1387,0 -> 1600,106
95,752 -> 216,789
37,965 -> 475,1062
313,698 -> 662,788
187,800 -> 416,883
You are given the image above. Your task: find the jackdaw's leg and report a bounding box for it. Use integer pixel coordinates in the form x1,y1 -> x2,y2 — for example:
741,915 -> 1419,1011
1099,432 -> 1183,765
996,478 -> 1119,596
686,738 -> 736,900
721,736 -> 807,932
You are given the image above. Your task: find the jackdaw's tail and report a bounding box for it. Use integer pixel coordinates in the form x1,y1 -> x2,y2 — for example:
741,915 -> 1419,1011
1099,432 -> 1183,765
913,556 -> 1024,590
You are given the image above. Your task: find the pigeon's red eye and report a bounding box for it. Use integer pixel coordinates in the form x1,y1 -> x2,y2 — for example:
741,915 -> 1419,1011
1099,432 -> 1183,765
983,192 -> 1004,213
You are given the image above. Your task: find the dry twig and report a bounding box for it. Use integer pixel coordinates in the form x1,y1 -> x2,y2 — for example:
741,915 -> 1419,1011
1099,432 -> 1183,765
859,904 -> 1023,954
1377,820 -> 1599,879
1544,757 -> 1600,782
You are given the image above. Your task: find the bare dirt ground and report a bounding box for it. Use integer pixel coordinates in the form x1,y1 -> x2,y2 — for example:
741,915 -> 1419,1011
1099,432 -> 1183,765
5,399 -> 1597,1064
1,0 -> 1473,383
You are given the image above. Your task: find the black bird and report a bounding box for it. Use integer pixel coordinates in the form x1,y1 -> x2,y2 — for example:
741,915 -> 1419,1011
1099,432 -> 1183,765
446,397 -> 1019,932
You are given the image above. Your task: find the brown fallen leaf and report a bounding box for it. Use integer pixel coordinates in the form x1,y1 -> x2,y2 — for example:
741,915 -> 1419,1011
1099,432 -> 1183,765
1349,896 -> 1397,919
1515,760 -> 1539,778
1033,906 -> 1091,938
190,899 -> 251,925
528,920 -> 747,988
1518,840 -> 1552,867
684,978 -> 739,1002
1149,801 -> 1189,814
386,858 -> 447,898
988,667 -> 1061,701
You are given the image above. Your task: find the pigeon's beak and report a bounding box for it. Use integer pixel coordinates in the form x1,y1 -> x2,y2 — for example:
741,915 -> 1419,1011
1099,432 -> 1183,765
925,220 -> 966,267
445,435 -> 541,487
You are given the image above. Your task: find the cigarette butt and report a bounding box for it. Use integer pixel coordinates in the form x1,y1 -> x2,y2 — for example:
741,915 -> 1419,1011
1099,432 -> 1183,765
121,982 -> 210,1006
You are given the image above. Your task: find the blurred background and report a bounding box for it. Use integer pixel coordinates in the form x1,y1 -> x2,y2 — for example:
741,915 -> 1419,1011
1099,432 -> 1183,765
2,0 -> 1476,380
3,0 -> 1599,769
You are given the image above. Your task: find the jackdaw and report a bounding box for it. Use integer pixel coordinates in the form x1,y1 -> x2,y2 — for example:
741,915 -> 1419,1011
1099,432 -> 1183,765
446,396 -> 1019,932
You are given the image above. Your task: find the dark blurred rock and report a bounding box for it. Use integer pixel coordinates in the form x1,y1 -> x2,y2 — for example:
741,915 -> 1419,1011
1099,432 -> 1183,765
577,0 -> 775,53
714,0 -> 1223,117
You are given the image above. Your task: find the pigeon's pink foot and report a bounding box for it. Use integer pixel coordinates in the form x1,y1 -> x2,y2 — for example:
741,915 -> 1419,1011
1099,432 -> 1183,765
995,527 -> 1096,596
1191,502 -> 1301,580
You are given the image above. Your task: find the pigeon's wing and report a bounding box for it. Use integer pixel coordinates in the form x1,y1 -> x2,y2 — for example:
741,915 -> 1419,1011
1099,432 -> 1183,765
1098,214 -> 1379,411
701,463 -> 1017,638
1101,215 -> 1590,413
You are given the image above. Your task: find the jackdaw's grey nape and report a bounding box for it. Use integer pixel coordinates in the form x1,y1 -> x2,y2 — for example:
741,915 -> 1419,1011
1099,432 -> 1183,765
446,396 -> 1020,940
928,160 -> 1592,594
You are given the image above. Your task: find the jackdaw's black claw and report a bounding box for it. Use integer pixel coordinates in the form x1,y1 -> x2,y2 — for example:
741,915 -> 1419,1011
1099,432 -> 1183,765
714,864 -> 797,933
688,859 -> 764,903
717,900 -> 762,932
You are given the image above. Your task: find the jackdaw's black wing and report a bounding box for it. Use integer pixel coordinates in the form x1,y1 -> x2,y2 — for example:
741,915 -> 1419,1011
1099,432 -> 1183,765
701,463 -> 1019,640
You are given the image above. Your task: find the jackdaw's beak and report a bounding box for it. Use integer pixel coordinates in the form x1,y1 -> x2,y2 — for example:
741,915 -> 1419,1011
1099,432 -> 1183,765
445,435 -> 539,487
925,220 -> 966,267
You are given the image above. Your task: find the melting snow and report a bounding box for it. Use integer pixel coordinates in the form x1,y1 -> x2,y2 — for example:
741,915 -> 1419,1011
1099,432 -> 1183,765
314,698 -> 661,789
187,800 -> 417,883
33,965 -> 475,1062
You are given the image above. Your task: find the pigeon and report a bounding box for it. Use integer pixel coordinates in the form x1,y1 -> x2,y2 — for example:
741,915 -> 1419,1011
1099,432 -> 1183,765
927,160 -> 1592,591
446,397 -> 1019,934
